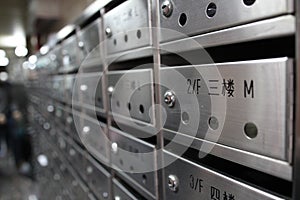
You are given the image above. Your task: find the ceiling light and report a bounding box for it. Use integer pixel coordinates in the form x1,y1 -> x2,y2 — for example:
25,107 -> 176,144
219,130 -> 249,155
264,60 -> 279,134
15,45 -> 28,57
0,50 -> 6,58
0,72 -> 8,81
28,55 -> 37,64
40,46 -> 49,55
0,57 -> 9,67
22,61 -> 29,69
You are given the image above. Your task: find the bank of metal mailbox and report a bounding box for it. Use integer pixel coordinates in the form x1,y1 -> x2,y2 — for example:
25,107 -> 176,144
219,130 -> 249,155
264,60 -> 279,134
159,0 -> 293,42
61,35 -> 79,72
75,72 -> 104,111
113,178 -> 143,200
163,151 -> 284,200
109,127 -> 157,198
78,19 -> 102,70
103,0 -> 151,55
79,114 -> 108,163
84,153 -> 111,200
107,69 -> 154,124
160,58 -> 293,163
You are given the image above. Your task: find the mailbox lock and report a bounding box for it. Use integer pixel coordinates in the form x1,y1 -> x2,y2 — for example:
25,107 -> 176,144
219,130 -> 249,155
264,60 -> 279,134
168,174 -> 179,192
162,0 -> 173,17
164,90 -> 176,107
105,27 -> 112,38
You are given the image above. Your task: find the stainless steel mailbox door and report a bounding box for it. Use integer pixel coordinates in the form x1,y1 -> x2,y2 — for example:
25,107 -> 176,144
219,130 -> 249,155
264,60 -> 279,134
113,179 -> 141,200
52,75 -> 65,102
85,155 -> 110,200
109,128 -> 156,196
108,69 -> 154,124
160,58 -> 293,161
159,0 -> 293,42
164,151 -> 284,200
79,115 -> 108,162
103,0 -> 151,54
61,35 -> 78,72
64,75 -> 75,104
78,19 -> 100,54
78,19 -> 102,70
48,45 -> 62,71
77,72 -> 104,110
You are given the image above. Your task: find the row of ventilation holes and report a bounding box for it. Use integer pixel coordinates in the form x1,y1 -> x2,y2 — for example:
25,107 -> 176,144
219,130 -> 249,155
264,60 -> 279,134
116,100 -> 145,114
112,0 -> 256,45
113,30 -> 142,46
178,0 -> 256,27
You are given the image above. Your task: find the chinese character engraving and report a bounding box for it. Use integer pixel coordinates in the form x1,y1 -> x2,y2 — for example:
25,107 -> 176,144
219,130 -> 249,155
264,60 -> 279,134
211,186 -> 221,200
222,79 -> 235,97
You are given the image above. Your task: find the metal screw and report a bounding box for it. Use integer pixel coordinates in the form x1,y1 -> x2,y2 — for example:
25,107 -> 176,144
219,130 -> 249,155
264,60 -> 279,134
103,192 -> 109,199
168,174 -> 179,192
86,166 -> 93,174
105,27 -> 112,38
164,90 -> 176,107
107,86 -> 114,94
78,41 -> 84,49
111,142 -> 118,154
161,0 -> 173,17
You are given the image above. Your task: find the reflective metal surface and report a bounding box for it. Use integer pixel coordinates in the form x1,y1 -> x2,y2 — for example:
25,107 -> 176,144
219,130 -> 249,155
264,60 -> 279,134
80,114 -> 108,163
78,19 -> 103,71
61,35 -> 78,72
164,151 -> 284,200
109,127 -> 156,197
113,179 -> 141,200
76,72 -> 104,111
164,129 -> 292,181
103,0 -> 151,54
159,0 -> 293,42
161,58 -> 293,161
108,69 -> 154,124
161,15 -> 295,53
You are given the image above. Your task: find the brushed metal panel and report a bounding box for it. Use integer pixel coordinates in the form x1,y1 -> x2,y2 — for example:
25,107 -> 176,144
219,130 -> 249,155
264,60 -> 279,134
164,151 -> 284,200
164,129 -> 292,181
79,114 -> 108,163
161,15 -> 295,54
61,35 -> 79,72
109,127 -> 156,196
160,58 -> 293,161
159,0 -> 293,42
78,19 -> 102,70
48,45 -> 62,71
78,19 -> 100,55
64,74 -> 75,104
113,179 -> 141,200
103,0 -> 151,55
108,69 -> 154,124
85,154 -> 111,200
77,72 -> 104,110
52,75 -> 65,102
